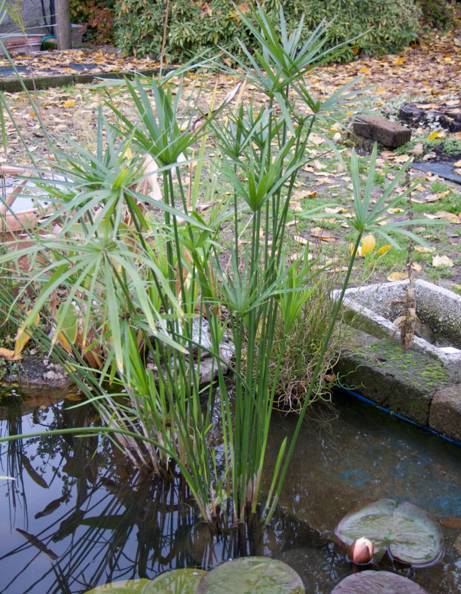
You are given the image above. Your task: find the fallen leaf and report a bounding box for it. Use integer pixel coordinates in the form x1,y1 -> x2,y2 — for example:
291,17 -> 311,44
293,235 -> 309,245
310,227 -> 336,242
434,211 -> 461,224
392,154 -> 411,163
376,244 -> 392,256
62,99 -> 76,108
387,271 -> 408,281
432,255 -> 454,268
427,130 -> 444,141
358,234 -> 376,257
325,206 -> 347,214
0,348 -> 21,361
415,246 -> 434,253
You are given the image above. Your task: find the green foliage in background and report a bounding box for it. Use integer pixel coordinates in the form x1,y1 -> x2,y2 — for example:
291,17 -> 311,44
114,0 -> 422,62
417,0 -> 455,30
71,0 -> 115,43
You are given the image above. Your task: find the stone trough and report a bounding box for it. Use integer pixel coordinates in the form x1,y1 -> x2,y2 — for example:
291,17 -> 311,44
333,280 -> 461,441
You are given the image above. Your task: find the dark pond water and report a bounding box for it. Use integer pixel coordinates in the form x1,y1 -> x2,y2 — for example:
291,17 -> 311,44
0,387 -> 460,593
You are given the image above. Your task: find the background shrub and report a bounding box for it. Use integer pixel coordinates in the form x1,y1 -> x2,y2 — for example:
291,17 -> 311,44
114,0 -> 422,62
71,0 -> 115,44
416,0 -> 455,29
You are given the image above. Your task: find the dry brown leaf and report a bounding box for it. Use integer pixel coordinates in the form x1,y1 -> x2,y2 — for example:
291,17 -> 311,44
387,271 -> 408,282
432,255 -> 454,268
293,235 -> 309,245
434,211 -> 461,224
310,227 -> 336,242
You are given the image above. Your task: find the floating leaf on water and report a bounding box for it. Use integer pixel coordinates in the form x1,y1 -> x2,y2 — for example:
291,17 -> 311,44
331,570 -> 428,593
335,499 -> 443,567
85,579 -> 151,593
197,556 -> 305,593
146,569 -> 207,593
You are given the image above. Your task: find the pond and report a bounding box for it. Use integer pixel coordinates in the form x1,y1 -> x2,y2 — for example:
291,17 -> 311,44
0,387 -> 460,593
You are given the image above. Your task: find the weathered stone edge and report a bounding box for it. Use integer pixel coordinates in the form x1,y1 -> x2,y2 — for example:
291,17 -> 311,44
336,334 -> 461,443
0,67 -> 176,92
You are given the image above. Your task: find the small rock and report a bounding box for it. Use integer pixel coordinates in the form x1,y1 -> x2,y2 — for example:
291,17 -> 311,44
352,114 -> 411,149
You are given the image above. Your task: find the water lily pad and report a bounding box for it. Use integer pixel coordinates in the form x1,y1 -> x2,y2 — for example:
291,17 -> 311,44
85,579 -> 151,593
335,499 -> 443,567
197,556 -> 305,593
146,569 -> 207,593
331,570 -> 428,593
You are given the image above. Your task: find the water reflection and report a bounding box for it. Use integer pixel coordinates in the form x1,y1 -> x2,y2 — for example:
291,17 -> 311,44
0,389 -> 460,593
0,391 -> 324,593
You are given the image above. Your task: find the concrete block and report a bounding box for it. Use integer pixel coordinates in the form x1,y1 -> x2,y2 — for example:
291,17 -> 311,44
429,384 -> 461,440
332,280 -> 461,382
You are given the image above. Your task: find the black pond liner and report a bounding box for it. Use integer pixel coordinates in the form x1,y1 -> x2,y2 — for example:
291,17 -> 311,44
412,161 -> 461,185
0,66 -> 29,76
341,388 -> 461,448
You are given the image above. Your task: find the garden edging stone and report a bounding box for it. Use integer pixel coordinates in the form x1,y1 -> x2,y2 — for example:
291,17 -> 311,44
336,329 -> 461,441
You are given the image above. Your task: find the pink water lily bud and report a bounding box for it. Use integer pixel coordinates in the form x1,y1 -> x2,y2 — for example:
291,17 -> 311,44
349,537 -> 374,564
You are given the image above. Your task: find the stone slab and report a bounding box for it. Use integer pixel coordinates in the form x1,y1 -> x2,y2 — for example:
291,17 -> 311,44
352,114 -> 411,148
336,330 -> 450,425
429,384 -> 461,440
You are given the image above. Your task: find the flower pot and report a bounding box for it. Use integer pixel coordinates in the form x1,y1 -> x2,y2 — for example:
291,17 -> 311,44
4,34 -> 43,55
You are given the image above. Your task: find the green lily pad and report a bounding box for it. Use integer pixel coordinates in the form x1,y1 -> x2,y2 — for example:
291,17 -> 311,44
197,556 -> 305,593
331,570 -> 428,593
145,569 -> 207,593
85,579 -> 151,593
335,499 -> 443,567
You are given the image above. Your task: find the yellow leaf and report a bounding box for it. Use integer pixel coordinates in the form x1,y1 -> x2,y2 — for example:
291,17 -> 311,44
63,99 -> 76,108
376,244 -> 392,256
57,332 -> 73,354
0,348 -> 21,361
358,234 -> 376,257
394,56 -> 406,65
427,130 -> 442,142
14,313 -> 40,358
123,147 -> 133,161
359,66 -> 370,75
387,271 -> 408,282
